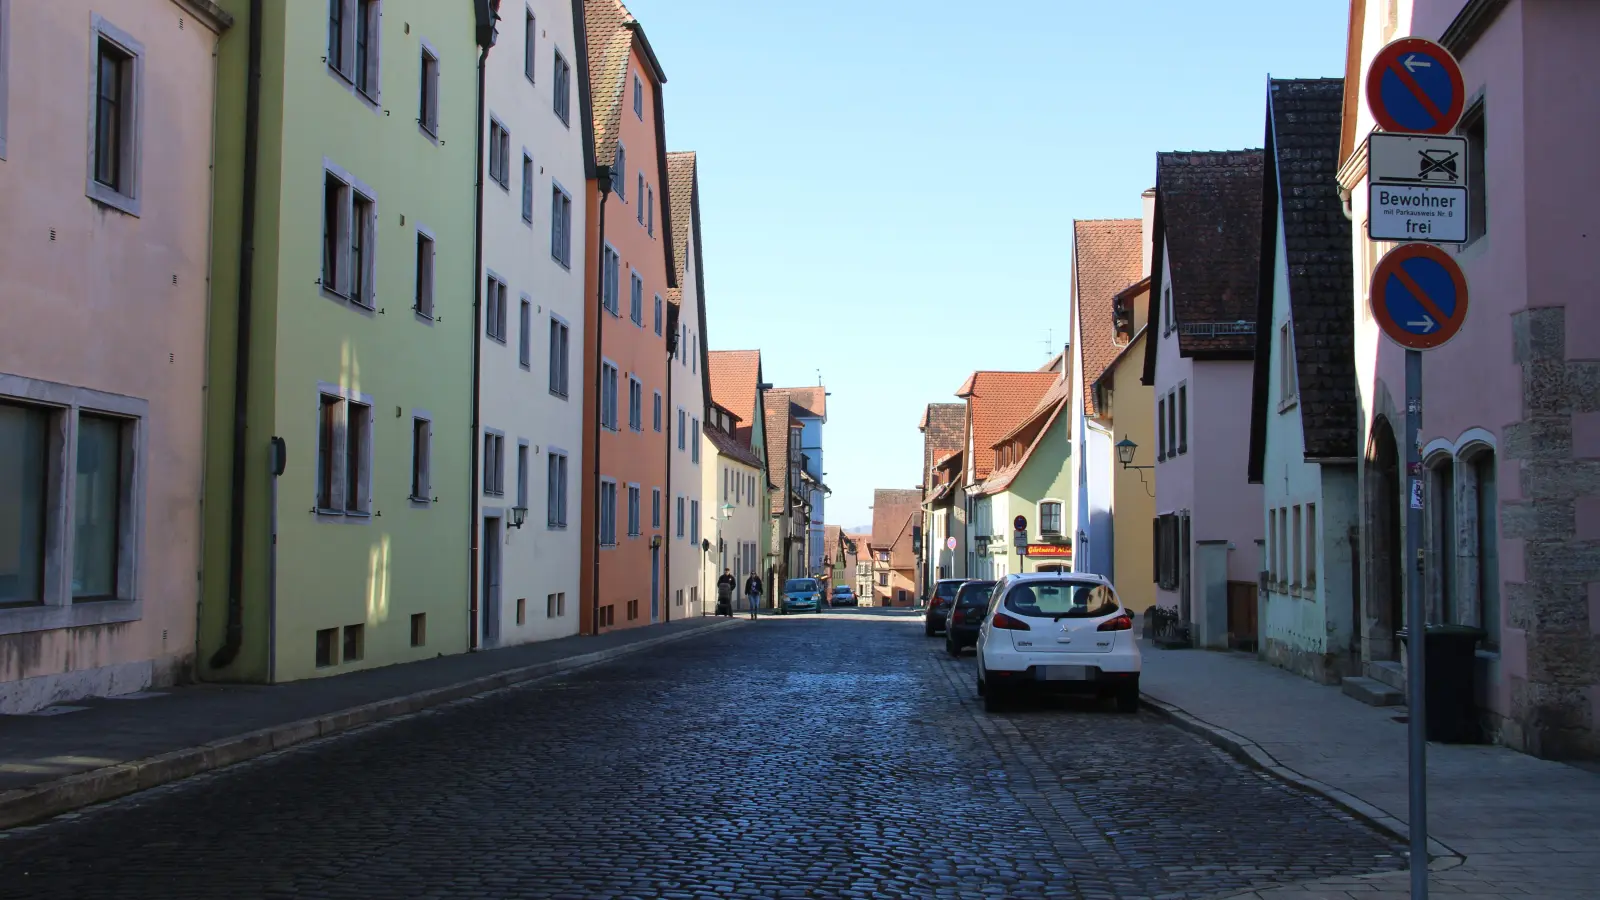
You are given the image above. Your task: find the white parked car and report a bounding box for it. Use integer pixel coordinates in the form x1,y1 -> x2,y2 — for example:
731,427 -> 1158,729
974,572 -> 1141,713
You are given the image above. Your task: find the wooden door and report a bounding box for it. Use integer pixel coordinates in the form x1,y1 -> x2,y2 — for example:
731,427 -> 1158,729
1227,580 -> 1258,651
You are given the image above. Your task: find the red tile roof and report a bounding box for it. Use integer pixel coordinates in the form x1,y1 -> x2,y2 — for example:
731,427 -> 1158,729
705,421 -> 762,469
780,386 -> 826,419
665,151 -> 696,307
871,489 -> 922,570
708,350 -> 761,447
920,403 -> 965,489
955,372 -> 1058,480
763,389 -> 792,511
1073,219 -> 1144,418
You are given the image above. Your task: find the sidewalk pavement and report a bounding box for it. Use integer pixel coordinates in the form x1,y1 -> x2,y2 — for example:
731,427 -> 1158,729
0,615 -> 741,830
1139,638 -> 1600,899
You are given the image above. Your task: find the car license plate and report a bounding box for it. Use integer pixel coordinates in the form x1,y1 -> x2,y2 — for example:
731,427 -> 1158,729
1039,665 -> 1089,681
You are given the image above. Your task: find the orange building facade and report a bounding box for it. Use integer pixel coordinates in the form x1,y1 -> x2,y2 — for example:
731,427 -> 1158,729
578,0 -> 677,633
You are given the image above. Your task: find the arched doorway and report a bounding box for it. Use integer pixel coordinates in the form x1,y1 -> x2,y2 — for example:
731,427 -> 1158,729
1366,417 -> 1403,660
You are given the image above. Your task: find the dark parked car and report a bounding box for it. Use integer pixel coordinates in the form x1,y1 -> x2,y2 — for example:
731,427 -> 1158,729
830,585 -> 859,607
924,578 -> 965,636
944,580 -> 996,655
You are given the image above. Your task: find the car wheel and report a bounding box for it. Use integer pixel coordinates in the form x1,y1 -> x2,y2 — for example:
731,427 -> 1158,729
983,684 -> 1007,713
945,637 -> 960,657
1115,682 -> 1141,713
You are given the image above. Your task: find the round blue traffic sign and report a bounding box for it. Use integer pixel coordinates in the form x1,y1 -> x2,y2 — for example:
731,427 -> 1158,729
1369,243 -> 1470,350
1366,38 -> 1466,135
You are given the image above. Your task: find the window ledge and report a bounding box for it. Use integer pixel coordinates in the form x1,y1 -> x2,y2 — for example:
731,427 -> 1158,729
0,599 -> 142,637
414,307 -> 436,325
88,183 -> 141,218
408,495 -> 432,505
550,390 -> 569,401
1278,395 -> 1299,414
547,523 -> 567,531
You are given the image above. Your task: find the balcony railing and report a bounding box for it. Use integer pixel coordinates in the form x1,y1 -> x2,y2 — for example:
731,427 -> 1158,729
1178,321 -> 1255,338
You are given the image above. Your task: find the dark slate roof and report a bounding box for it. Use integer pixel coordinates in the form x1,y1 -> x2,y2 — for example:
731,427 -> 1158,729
1247,79 -> 1357,480
1141,150 -> 1265,383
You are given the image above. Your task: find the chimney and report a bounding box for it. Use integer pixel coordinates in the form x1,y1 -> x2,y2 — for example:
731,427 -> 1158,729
1141,187 -> 1157,278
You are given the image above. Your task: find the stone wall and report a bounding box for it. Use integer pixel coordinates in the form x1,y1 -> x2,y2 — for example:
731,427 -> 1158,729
1502,307 -> 1600,758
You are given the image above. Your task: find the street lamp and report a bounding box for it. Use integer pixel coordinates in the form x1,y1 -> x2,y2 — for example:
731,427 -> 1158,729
508,505 -> 528,529
1115,437 -> 1153,470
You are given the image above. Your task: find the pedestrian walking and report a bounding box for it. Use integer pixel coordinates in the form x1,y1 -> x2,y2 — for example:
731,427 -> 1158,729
716,569 -> 736,617
743,573 -> 763,621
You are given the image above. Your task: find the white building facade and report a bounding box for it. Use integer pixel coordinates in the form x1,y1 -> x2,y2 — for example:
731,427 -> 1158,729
666,152 -> 708,618
477,0 -> 588,647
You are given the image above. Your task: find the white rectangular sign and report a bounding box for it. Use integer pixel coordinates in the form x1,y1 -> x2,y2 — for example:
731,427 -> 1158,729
1369,182 -> 1468,243
1369,133 -> 1468,186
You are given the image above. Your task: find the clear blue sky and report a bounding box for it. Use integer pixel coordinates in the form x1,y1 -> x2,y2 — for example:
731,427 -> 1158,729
625,0 -> 1351,529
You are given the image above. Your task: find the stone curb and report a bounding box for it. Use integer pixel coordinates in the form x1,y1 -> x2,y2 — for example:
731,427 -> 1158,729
1143,695 -> 1463,865
0,618 -> 744,831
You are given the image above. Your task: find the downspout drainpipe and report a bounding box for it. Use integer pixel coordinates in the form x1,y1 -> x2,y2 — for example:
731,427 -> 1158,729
210,0 -> 263,672
468,40 -> 492,651
663,330 -> 672,623
590,168 -> 612,636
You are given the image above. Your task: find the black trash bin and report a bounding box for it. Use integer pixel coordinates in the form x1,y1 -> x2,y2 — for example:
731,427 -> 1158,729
1396,624 -> 1485,743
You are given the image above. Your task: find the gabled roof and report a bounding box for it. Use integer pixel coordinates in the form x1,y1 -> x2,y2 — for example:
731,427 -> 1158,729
1073,219 -> 1144,417
708,350 -> 762,448
705,420 -> 763,470
763,389 -> 792,512
779,387 -> 826,420
920,402 -> 965,486
582,0 -> 676,287
1248,78 -> 1358,480
871,489 -> 922,571
955,371 -> 1058,481
665,151 -> 712,413
1141,150 -> 1266,384
982,376 -> 1072,495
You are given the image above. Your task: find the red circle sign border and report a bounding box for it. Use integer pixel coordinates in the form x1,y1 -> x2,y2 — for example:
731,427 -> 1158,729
1370,242 -> 1470,351
1365,37 -> 1466,135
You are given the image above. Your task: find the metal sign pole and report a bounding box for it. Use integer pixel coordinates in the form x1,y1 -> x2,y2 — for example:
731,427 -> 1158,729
1404,346 -> 1429,899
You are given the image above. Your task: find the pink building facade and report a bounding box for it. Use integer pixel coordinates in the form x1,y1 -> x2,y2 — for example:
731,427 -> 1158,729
1143,151 -> 1267,650
0,0 -> 232,712
1339,0 -> 1600,757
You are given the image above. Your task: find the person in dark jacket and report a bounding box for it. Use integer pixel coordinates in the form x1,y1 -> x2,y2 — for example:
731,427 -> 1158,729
716,569 -> 736,616
743,573 -> 763,620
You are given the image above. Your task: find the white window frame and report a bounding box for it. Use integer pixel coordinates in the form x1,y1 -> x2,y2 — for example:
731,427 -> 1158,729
550,181 -> 574,267
315,380 -> 374,522
637,173 -> 645,224
409,409 -> 433,503
627,482 -> 641,537
1038,500 -> 1063,537
321,159 -> 378,310
628,375 -> 643,432
633,72 -> 643,119
691,418 -> 700,464
676,495 -> 686,538
653,390 -> 662,432
482,428 -> 506,497
523,7 -> 536,83
677,407 -> 686,450
630,269 -> 644,325
647,185 -> 655,237
546,446 -> 569,528
86,15 -> 145,216
418,39 -> 441,140
652,487 -> 662,529
518,295 -> 533,368
601,359 -> 619,431
653,295 -> 663,335
485,270 -> 508,342
552,48 -> 571,124
690,500 -> 701,544
599,477 -> 618,547
548,313 -> 570,398
0,374 -> 148,636
614,143 -> 627,200
602,243 -> 621,314
516,439 -> 530,509
326,0 -> 382,107
488,115 -> 511,189
521,150 -> 535,222
413,225 -> 437,322
1278,320 -> 1299,409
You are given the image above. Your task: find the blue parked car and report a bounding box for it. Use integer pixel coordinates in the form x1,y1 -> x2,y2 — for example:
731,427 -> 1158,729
780,578 -> 825,614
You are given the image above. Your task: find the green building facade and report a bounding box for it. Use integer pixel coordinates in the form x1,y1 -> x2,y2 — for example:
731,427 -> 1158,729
200,1 -> 479,682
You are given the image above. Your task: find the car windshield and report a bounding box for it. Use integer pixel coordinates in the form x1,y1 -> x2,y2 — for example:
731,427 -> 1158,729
955,582 -> 995,606
832,586 -> 849,593
1003,581 -> 1119,619
784,579 -> 818,593
934,581 -> 962,599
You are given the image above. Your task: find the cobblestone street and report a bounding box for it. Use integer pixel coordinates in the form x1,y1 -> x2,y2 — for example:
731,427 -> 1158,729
0,612 -> 1404,899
